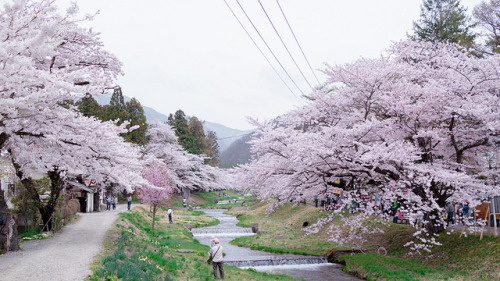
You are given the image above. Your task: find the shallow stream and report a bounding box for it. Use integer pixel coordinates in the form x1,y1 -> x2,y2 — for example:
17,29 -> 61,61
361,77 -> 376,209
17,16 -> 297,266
192,209 -> 360,281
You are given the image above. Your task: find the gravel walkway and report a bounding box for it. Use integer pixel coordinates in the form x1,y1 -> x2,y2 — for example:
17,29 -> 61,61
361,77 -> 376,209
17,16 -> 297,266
0,204 -> 132,281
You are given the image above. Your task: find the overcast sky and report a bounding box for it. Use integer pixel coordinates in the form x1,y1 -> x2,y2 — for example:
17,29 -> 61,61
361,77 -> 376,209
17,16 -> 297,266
54,0 -> 483,130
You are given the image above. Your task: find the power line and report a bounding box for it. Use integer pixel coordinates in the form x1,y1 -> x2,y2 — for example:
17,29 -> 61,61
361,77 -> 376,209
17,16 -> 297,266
276,0 -> 321,85
222,0 -> 298,98
257,0 -> 314,90
235,0 -> 306,96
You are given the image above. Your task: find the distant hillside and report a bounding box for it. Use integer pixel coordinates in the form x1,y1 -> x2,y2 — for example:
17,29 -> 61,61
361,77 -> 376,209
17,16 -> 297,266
218,134 -> 253,168
93,93 -> 252,152
203,122 -> 253,153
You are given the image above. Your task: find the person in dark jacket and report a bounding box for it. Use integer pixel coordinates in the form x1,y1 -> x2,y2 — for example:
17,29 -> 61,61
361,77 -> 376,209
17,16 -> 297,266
462,202 -> 470,225
446,202 -> 455,227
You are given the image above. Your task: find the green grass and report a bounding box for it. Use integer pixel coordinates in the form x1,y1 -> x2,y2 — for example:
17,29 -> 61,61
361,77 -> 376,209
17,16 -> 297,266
227,202 -> 345,256
194,190 -> 243,201
193,190 -> 258,209
88,205 -> 301,281
231,236 -> 318,256
227,200 -> 500,281
340,254 -> 462,281
19,227 -> 42,239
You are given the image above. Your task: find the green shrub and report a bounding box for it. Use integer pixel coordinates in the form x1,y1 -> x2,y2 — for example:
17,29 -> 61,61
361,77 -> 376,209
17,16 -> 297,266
19,227 -> 42,238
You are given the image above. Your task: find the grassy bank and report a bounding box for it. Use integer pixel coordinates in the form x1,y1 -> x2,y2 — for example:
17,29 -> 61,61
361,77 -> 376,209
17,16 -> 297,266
193,191 -> 256,209
227,201 -> 500,281
88,204 -> 300,281
227,201 -> 412,256
341,232 -> 499,280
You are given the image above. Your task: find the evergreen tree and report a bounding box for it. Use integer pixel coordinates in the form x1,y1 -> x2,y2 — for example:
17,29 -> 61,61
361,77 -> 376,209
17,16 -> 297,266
167,111 -> 220,164
75,93 -> 102,118
411,0 -> 476,48
167,113 -> 174,126
473,0 -> 500,54
104,87 -> 129,125
75,89 -> 148,145
188,116 -> 206,153
168,110 -> 198,154
204,131 -> 219,166
110,87 -> 125,107
124,98 -> 148,145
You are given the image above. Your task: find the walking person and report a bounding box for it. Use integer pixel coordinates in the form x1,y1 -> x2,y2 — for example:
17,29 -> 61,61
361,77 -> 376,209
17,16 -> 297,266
167,207 -> 173,224
127,194 -> 132,210
446,202 -> 455,227
112,196 -> 117,210
463,202 -> 470,225
106,196 -> 111,210
208,238 -> 224,279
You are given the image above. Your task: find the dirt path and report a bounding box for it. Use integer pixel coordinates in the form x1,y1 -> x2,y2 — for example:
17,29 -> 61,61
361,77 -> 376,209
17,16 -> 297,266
0,204 -> 132,281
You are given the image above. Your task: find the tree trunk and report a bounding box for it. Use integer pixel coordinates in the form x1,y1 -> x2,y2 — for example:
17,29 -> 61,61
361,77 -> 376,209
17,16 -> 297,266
12,160 -> 64,231
93,187 -> 100,212
0,132 -> 8,150
424,208 -> 445,234
40,169 -> 64,231
39,206 -> 54,231
0,187 -> 19,253
151,205 -> 157,232
412,182 -> 448,235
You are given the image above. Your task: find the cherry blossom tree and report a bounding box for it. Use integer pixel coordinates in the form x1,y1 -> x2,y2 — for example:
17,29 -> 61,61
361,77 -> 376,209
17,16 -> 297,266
138,161 -> 174,231
0,0 -> 144,251
9,113 -> 145,229
237,40 -> 500,251
144,121 -> 227,192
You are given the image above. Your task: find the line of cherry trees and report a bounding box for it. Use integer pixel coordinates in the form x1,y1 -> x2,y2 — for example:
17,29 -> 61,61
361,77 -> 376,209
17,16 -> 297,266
0,0 -> 226,253
233,0 -> 500,252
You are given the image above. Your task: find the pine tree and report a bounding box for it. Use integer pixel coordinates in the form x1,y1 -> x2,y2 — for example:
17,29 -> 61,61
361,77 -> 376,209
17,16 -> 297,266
110,87 -> 125,107
168,110 -> 198,154
75,93 -> 102,118
76,88 -> 148,145
124,98 -> 148,145
104,87 -> 129,125
411,0 -> 476,48
204,131 -> 219,166
188,116 -> 206,154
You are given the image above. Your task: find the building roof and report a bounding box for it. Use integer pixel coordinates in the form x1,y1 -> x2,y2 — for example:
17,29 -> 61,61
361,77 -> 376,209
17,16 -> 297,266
65,180 -> 95,193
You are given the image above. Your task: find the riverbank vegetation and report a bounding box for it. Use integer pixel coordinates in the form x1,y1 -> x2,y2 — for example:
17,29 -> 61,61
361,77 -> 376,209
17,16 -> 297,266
88,205 -> 300,281
193,191 -> 257,209
228,201 -> 500,280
